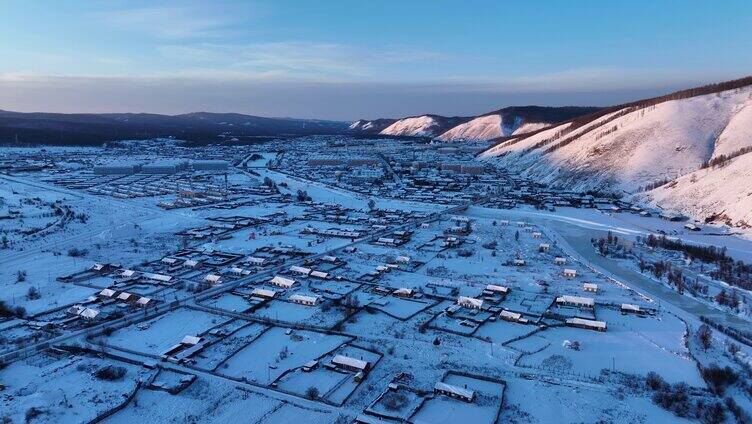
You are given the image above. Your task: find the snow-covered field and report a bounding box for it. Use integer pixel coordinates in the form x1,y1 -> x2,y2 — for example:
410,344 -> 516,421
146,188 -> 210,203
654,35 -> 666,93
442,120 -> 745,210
1,137 -> 751,423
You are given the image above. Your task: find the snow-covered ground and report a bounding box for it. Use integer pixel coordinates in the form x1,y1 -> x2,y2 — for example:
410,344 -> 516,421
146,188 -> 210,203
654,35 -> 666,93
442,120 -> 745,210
1,138 -> 751,423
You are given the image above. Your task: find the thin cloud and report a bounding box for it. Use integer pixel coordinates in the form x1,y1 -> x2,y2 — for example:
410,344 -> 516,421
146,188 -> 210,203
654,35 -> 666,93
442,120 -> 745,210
156,42 -> 450,81
93,5 -> 239,39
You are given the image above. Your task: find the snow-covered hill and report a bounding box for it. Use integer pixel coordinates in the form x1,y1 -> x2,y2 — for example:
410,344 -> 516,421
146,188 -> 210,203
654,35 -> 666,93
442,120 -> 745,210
348,118 -> 397,134
479,76 -> 752,227
378,115 -> 470,137
350,106 -> 596,140
437,106 -> 597,142
436,114 -> 515,141
645,153 -> 752,227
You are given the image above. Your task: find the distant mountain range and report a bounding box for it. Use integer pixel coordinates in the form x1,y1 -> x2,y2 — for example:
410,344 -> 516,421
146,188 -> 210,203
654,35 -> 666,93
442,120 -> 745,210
350,106 -> 599,140
479,76 -> 752,227
0,110 -> 349,146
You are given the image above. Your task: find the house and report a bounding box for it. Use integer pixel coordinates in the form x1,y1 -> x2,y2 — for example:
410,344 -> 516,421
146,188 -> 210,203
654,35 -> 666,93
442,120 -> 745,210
484,284 -> 509,296
684,223 -> 701,231
499,309 -> 527,323
230,267 -> 250,276
90,263 -> 106,272
290,265 -> 312,276
183,259 -> 200,268
143,272 -> 172,283
310,270 -> 329,279
161,257 -> 178,265
531,232 -> 542,238
302,360 -> 319,372
251,288 -> 277,299
621,303 -> 643,315
136,297 -> 152,308
457,296 -> 483,309
562,268 -> 577,278
321,255 -> 338,263
119,269 -> 138,278
434,382 -> 475,403
583,283 -> 598,293
99,288 -> 117,299
393,288 -> 413,298
331,355 -> 370,373
556,295 -> 594,309
566,317 -> 606,332
290,294 -> 319,306
67,304 -> 86,316
539,243 -> 550,251
375,237 -> 398,246
117,292 -> 134,302
204,274 -> 222,285
395,255 -> 410,264
554,257 -> 567,265
270,275 -> 296,288
79,308 -> 100,321
181,335 -> 202,346
513,259 -> 526,266
247,256 -> 268,266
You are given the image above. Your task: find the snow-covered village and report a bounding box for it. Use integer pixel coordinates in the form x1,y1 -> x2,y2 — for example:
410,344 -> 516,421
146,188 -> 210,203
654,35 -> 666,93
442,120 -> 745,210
2,2 -> 752,423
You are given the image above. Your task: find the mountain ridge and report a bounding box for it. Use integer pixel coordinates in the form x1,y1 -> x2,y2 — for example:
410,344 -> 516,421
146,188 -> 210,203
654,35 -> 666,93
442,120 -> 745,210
479,75 -> 752,227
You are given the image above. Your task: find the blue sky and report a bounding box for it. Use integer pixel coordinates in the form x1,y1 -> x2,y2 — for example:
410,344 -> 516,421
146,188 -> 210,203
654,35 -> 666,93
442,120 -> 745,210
0,0 -> 750,120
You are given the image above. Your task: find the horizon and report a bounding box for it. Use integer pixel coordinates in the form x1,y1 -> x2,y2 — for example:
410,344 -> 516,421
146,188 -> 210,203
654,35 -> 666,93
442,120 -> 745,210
1,0 -> 751,120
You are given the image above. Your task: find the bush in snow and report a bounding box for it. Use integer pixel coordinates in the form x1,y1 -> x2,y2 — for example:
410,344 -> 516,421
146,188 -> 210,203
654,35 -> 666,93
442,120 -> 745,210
700,364 -> 738,395
305,386 -> 319,400
26,287 -> 40,300
67,247 -> 88,257
94,365 -> 126,381
24,407 -> 44,423
645,371 -> 668,391
697,324 -> 712,350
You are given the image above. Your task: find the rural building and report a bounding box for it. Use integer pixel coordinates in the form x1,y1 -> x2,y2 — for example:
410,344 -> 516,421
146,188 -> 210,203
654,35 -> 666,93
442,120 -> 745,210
457,296 -> 483,309
117,292 -> 134,302
393,288 -> 413,298
79,308 -> 100,321
566,317 -> 607,332
434,382 -> 475,403
251,288 -> 277,299
183,259 -> 200,268
290,265 -> 312,276
119,269 -> 138,278
136,297 -> 152,307
98,288 -> 116,299
290,294 -> 319,306
204,274 -> 222,285
331,355 -> 371,373
500,309 -> 527,323
582,283 -> 598,293
556,295 -> 594,309
247,256 -> 268,266
484,284 -> 509,295
270,275 -> 296,288
310,270 -> 329,279
621,303 -> 643,314
562,268 -> 577,278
